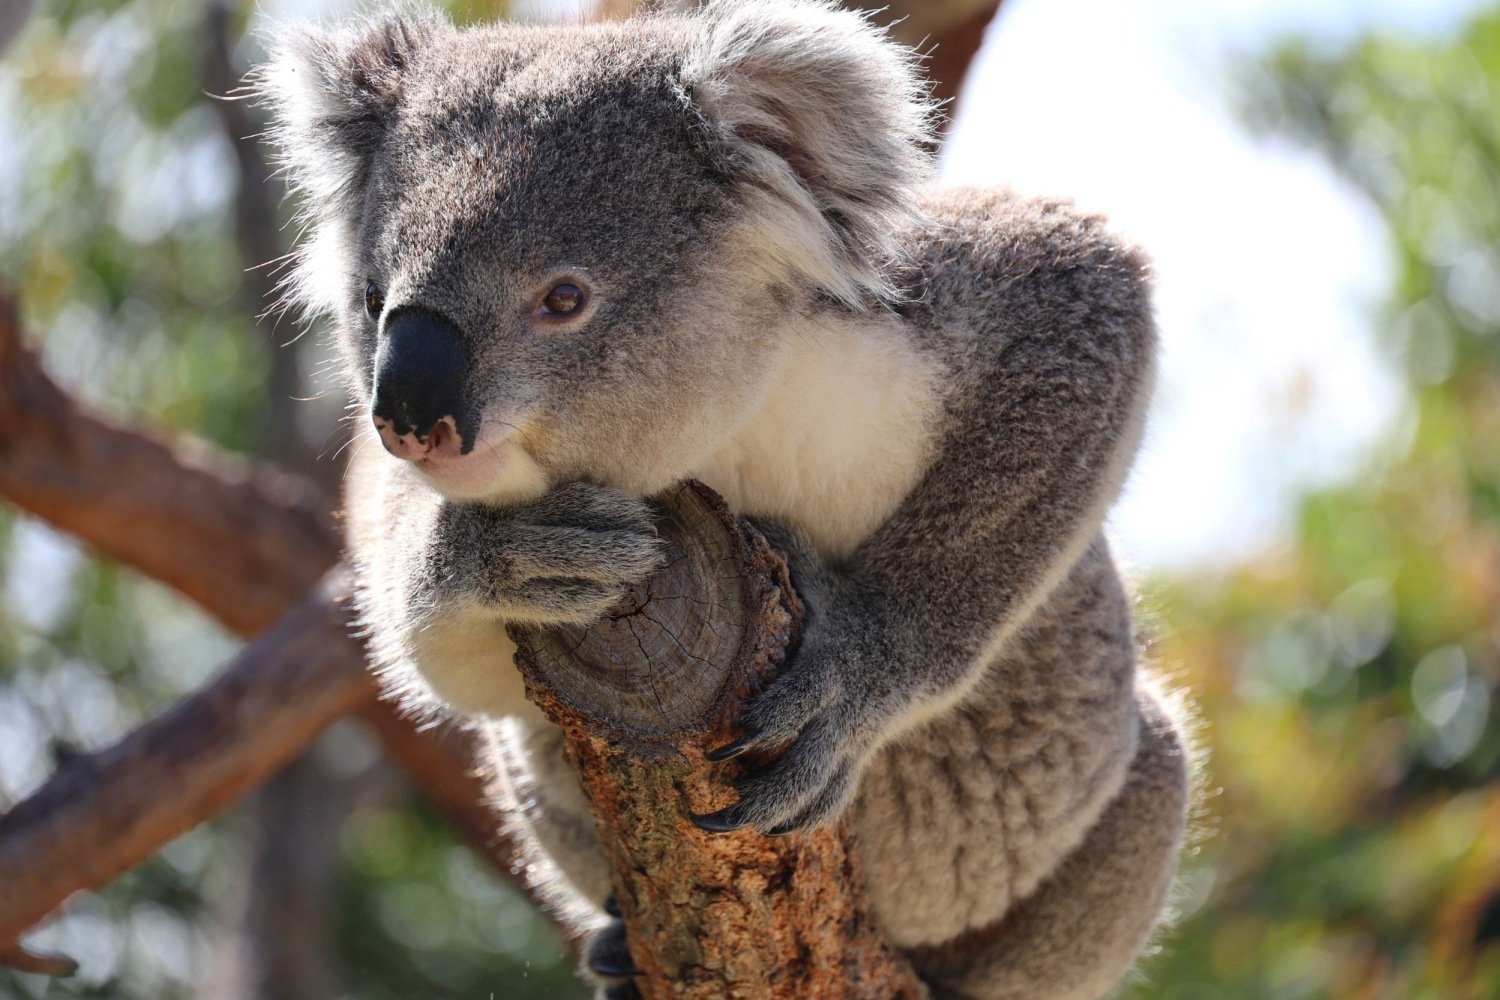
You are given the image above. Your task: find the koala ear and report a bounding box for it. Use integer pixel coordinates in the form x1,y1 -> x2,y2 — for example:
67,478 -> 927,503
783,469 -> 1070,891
681,0 -> 936,307
255,11 -> 444,216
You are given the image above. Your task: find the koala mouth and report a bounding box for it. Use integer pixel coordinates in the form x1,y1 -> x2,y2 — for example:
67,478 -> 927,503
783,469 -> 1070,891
409,420 -> 505,473
401,420 -> 549,507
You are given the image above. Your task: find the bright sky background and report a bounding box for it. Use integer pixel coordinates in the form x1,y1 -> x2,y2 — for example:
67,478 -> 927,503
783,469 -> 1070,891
941,0 -> 1488,570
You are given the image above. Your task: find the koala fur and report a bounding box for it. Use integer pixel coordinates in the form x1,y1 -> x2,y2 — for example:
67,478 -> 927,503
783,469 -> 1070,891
257,2 -> 1193,997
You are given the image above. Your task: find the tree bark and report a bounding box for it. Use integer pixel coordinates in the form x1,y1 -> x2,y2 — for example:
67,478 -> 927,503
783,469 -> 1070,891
514,482 -> 925,999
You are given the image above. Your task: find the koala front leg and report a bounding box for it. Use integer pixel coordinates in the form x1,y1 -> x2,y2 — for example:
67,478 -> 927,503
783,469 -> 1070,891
695,236 -> 1157,834
347,443 -> 662,994
345,441 -> 665,719
422,480 -> 666,626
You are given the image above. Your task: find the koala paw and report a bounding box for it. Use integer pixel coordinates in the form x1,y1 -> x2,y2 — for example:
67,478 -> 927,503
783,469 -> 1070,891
435,482 -> 665,625
584,907 -> 641,999
692,652 -> 877,835
692,519 -> 890,836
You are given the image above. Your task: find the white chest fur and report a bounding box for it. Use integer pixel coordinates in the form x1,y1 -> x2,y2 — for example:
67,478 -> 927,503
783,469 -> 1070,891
691,314 -> 943,560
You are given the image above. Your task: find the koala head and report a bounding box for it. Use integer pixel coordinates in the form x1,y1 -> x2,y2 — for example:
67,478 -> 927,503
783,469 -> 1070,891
258,0 -> 933,503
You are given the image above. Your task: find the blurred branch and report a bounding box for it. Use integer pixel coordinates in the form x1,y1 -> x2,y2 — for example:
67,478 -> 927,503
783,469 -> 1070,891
0,294 -> 336,638
0,944 -> 77,977
852,0 -> 1005,135
203,2 -> 333,488
0,291 -> 552,963
0,577 -> 369,951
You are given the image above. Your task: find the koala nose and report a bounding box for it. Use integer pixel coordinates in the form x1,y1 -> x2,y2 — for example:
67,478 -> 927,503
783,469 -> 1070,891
371,308 -> 472,461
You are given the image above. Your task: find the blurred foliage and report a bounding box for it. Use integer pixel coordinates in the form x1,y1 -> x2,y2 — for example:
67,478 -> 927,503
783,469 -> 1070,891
1128,9 -> 1500,1000
0,0 -> 579,998
4,0 -> 1500,999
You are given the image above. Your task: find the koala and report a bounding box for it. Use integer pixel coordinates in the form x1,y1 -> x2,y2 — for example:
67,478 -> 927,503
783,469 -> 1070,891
257,2 -> 1193,997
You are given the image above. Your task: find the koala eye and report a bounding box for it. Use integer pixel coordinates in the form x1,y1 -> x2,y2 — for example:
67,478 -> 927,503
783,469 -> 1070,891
364,281 -> 385,320
540,282 -> 586,317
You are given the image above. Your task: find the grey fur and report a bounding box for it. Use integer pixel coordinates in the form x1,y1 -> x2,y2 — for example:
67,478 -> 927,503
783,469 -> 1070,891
257,2 -> 1193,997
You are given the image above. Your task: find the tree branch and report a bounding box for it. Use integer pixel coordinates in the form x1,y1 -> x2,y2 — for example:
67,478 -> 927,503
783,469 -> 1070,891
0,576 -> 369,949
0,295 -> 336,638
514,483 -> 925,998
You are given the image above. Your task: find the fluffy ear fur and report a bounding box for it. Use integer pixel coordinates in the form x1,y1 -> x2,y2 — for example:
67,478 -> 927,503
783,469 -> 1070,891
680,0 -> 936,307
254,10 -> 444,218
250,10 -> 445,317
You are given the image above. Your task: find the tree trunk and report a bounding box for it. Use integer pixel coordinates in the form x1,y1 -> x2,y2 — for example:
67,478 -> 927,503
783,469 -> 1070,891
513,482 -> 925,999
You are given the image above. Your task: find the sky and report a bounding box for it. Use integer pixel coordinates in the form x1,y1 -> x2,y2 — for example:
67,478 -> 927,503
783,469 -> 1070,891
940,0 -> 1488,569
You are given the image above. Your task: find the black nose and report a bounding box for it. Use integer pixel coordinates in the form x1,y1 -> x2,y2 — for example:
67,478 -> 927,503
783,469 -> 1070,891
371,308 -> 474,452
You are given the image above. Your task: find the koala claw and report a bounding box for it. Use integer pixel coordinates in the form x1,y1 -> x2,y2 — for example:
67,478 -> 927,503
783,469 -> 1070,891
585,917 -> 642,1000
689,804 -> 751,834
704,727 -> 761,762
696,686 -> 872,835
585,920 -> 640,979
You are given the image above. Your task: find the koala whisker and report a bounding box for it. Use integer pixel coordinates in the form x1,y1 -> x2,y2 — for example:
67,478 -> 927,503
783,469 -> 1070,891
326,425 -> 378,464
246,249 -> 300,274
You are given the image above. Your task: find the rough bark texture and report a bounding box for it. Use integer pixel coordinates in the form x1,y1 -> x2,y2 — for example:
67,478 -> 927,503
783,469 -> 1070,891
515,482 -> 927,999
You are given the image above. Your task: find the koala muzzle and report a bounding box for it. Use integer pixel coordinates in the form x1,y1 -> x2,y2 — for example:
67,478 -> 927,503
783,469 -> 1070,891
371,308 -> 473,461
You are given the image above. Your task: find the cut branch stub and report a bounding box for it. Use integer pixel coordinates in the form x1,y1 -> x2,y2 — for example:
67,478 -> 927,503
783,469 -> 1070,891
514,480 -> 796,737
512,481 -> 925,999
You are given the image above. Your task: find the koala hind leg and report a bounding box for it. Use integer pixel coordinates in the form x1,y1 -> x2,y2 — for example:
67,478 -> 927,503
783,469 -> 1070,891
481,718 -> 613,921
909,691 -> 1191,1000
482,720 -> 647,999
